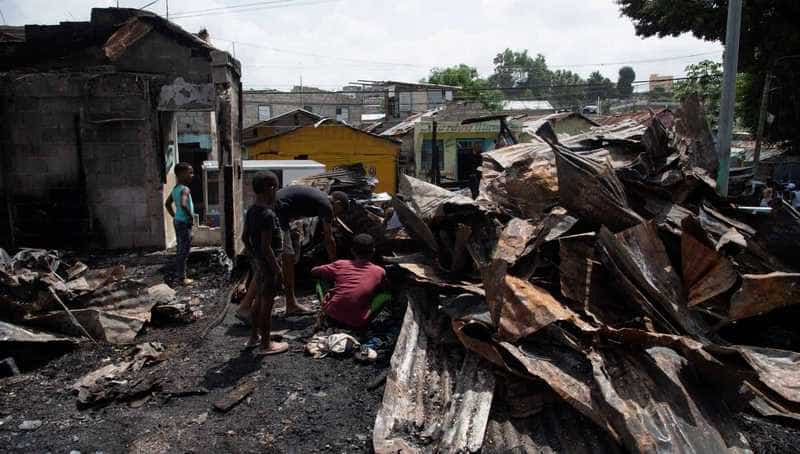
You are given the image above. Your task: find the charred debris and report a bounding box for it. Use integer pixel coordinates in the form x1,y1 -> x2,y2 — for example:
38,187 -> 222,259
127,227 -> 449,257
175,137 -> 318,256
374,96 -> 800,453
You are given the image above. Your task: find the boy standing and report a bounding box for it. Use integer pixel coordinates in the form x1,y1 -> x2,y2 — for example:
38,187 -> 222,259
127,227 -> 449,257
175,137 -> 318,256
311,233 -> 387,330
242,171 -> 288,355
164,162 -> 195,285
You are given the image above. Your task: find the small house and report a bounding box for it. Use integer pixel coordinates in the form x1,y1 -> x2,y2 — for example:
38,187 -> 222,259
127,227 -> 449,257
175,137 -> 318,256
246,121 -> 401,194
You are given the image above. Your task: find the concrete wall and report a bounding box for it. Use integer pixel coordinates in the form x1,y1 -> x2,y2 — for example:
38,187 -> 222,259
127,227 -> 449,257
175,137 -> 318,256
0,72 -> 169,249
242,90 -> 364,128
177,111 -> 217,159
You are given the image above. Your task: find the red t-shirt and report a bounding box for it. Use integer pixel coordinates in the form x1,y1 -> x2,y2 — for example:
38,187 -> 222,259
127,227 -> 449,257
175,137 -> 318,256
311,259 -> 386,329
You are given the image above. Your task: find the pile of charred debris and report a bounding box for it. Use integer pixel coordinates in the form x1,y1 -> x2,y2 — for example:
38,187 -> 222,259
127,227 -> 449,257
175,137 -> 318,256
0,248 -> 218,374
373,96 -> 800,453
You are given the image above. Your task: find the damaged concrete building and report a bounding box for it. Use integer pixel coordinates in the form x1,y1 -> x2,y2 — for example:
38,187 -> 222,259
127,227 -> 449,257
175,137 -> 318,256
0,8 -> 243,253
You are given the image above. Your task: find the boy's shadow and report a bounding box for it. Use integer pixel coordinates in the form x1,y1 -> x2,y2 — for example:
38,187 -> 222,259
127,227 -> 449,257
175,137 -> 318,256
224,317 -> 292,338
201,349 -> 266,390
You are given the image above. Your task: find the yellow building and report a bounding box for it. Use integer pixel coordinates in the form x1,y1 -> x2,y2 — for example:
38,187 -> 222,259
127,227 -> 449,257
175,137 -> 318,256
246,121 -> 401,194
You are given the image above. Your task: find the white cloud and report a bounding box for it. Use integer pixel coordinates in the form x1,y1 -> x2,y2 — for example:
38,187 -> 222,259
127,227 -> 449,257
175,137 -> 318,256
3,0 -> 723,89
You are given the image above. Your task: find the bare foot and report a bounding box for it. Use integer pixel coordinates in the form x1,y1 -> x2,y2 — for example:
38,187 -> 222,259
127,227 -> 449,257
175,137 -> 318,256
285,302 -> 314,315
255,341 -> 289,356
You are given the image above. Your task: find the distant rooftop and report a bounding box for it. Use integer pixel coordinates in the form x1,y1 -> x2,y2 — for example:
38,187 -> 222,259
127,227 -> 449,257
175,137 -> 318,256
501,100 -> 554,111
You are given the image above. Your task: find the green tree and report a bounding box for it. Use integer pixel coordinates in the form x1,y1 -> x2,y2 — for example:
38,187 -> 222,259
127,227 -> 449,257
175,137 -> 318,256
549,69 -> 585,109
586,71 -> 616,102
427,64 -> 502,110
648,86 -> 671,102
488,49 -> 551,98
673,60 -> 723,124
617,66 -> 636,98
617,0 -> 800,145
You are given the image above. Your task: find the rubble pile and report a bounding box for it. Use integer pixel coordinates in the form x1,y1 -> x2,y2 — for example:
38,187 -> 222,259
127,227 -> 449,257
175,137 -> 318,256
373,97 -> 800,453
0,249 -> 202,370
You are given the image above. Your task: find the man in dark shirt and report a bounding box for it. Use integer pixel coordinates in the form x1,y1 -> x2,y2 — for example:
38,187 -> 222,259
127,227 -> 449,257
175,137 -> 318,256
275,186 -> 349,314
241,171 -> 287,355
237,186 -> 350,319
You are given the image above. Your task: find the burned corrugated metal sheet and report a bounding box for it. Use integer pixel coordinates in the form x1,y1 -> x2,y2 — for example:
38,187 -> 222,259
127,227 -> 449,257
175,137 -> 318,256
735,345 -> 800,405
553,146 -> 643,232
729,272 -> 800,320
373,289 -> 494,454
479,143 -> 559,221
681,216 -> 738,307
482,258 -> 592,343
484,389 -> 623,454
598,222 -> 709,337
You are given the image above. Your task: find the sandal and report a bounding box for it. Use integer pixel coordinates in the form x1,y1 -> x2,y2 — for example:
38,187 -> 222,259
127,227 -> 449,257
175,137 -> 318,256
255,341 -> 289,356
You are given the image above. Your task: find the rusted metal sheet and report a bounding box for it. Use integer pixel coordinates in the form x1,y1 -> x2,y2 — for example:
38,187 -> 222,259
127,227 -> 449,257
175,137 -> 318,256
399,174 -> 486,223
484,390 -> 623,454
396,259 -> 484,296
492,218 -> 539,266
681,216 -> 738,307
672,94 -> 719,188
729,272 -> 800,320
558,233 -> 597,304
736,346 -> 800,405
483,258 -> 591,342
588,346 -> 750,453
598,222 -> 709,337
392,196 -> 439,255
479,143 -> 559,221
373,290 -> 495,454
103,18 -> 153,61
553,146 -> 643,232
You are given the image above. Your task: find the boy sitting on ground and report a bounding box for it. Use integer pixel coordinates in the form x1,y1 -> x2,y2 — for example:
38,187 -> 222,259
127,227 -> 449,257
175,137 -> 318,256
311,233 -> 387,330
242,171 -> 288,356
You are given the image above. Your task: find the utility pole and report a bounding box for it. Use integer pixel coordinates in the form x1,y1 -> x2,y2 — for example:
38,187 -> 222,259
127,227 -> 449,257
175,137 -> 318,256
166,0 -> 169,20
752,74 -> 772,182
716,0 -> 743,198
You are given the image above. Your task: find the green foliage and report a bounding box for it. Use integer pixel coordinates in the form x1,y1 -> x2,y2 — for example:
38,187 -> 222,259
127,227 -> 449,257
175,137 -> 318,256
617,66 -> 636,98
427,64 -> 503,111
617,0 -> 800,144
586,71 -> 616,102
549,69 -> 586,109
488,49 -> 552,98
673,60 -> 723,123
648,86 -> 671,102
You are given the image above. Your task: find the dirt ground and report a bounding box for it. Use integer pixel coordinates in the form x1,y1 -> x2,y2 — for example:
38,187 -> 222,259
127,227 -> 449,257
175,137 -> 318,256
0,250 -> 391,453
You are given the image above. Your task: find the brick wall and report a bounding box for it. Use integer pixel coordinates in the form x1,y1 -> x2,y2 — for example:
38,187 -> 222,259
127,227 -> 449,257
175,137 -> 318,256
242,90 -> 365,128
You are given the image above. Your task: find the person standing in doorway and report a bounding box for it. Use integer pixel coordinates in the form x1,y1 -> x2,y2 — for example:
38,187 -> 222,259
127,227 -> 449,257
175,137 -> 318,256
165,162 -> 195,285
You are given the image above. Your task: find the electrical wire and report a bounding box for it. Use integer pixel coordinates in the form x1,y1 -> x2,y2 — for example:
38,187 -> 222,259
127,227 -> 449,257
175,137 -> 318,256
240,76 -> 699,95
170,0 -> 297,16
170,0 -> 339,19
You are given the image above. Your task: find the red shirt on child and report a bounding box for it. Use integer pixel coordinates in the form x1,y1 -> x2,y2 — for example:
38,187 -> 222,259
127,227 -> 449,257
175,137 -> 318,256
311,259 -> 386,329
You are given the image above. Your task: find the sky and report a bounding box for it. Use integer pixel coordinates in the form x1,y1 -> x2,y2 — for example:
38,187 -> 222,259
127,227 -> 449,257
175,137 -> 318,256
1,0 -> 724,91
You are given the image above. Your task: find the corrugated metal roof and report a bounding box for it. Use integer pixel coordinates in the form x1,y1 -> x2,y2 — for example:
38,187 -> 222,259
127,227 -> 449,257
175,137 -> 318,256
380,108 -> 440,137
502,100 -> 554,111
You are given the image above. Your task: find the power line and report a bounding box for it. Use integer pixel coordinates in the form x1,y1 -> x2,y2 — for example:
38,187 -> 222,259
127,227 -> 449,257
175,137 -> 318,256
170,0 -> 339,20
171,0 -> 298,17
241,76 -> 697,94
0,9 -> 6,25
226,36 -> 719,72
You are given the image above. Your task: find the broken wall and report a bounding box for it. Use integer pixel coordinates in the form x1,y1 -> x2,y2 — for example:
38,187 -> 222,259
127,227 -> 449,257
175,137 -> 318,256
0,72 -> 168,249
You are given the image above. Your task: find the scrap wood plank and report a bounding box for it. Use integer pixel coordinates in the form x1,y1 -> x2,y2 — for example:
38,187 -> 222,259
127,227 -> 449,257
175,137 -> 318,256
213,379 -> 256,413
